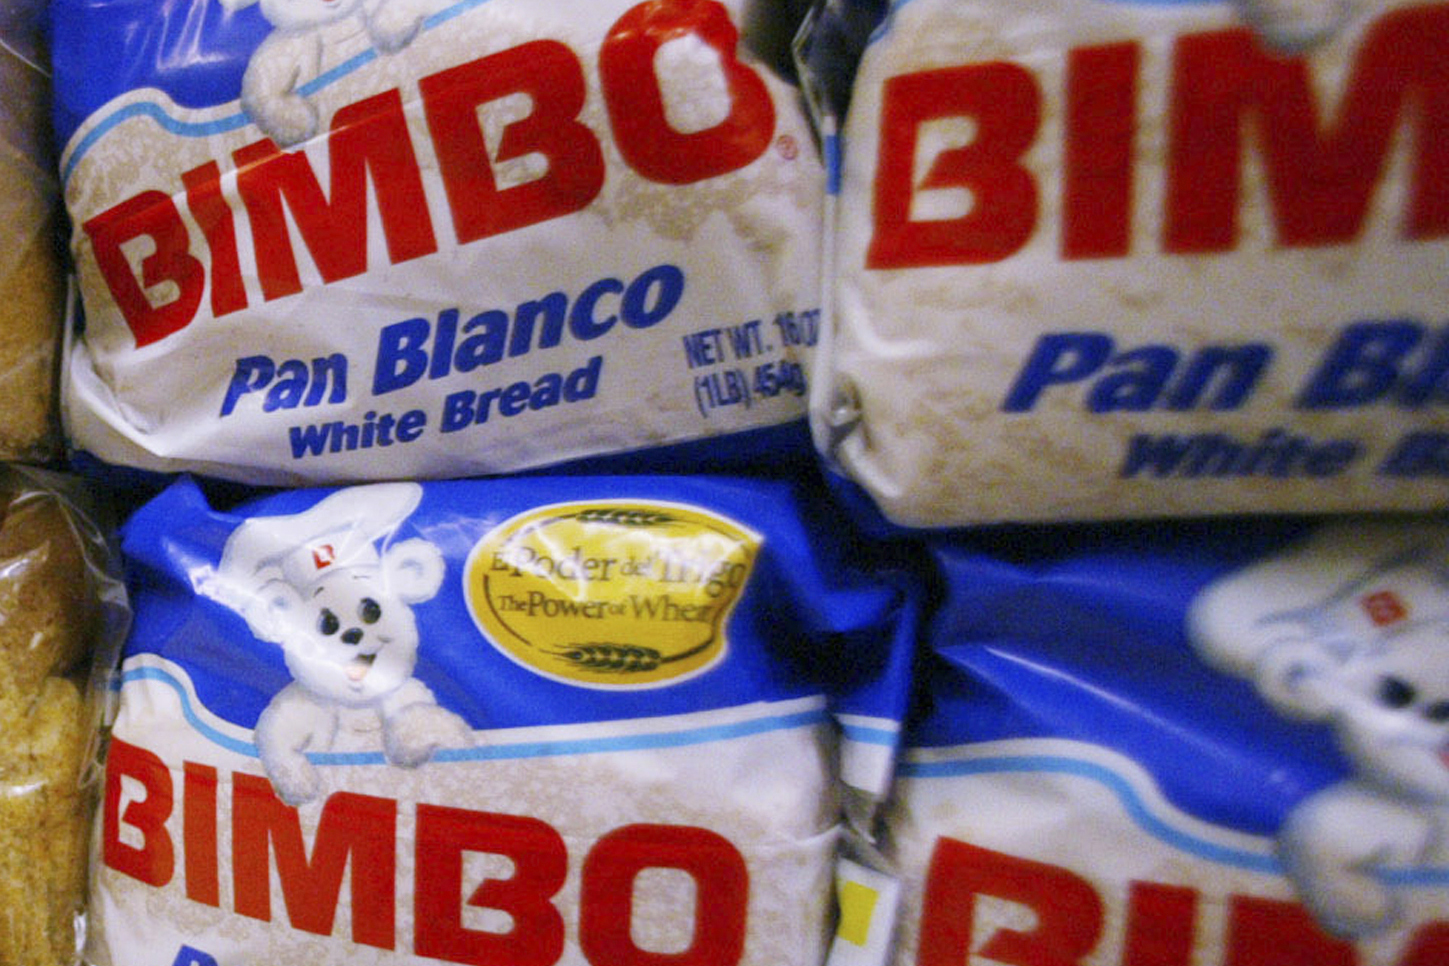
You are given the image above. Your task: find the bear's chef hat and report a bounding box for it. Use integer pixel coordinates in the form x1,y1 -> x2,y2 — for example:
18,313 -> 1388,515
215,483 -> 425,596
1189,519 -> 1449,679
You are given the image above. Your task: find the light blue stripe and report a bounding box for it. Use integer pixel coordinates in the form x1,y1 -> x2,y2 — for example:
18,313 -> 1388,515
120,665 -> 826,766
62,0 -> 501,184
63,104 -> 251,183
905,755 -> 1281,873
838,721 -> 898,746
422,0 -> 497,30
124,666 -> 260,757
297,49 -> 378,97
1381,867 -> 1449,887
429,709 -> 827,762
869,0 -> 1221,48
903,754 -> 1449,887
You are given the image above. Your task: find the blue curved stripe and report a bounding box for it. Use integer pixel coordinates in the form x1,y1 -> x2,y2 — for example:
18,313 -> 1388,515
123,666 -> 260,757
61,0 -> 501,186
838,721 -> 898,746
297,49 -> 378,98
62,103 -> 251,183
904,755 -> 1281,873
120,665 -> 826,766
426,709 -> 827,762
868,0 -> 1222,48
422,0 -> 498,30
1381,867 -> 1449,887
902,754 -> 1449,887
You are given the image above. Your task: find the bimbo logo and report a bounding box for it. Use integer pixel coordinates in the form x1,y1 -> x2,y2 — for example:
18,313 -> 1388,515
867,3 -> 1449,268
1363,589 -> 1409,626
913,838 -> 1449,966
103,738 -> 751,966
80,0 -> 776,350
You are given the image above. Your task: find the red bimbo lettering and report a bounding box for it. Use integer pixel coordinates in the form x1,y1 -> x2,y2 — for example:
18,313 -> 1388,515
102,739 -> 753,966
868,3 -> 1449,269
81,0 -> 775,350
915,836 -> 1449,966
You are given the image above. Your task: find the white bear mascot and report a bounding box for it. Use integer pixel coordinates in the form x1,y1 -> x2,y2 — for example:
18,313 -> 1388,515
215,482 -> 473,805
218,0 -> 430,146
1188,520 -> 1449,939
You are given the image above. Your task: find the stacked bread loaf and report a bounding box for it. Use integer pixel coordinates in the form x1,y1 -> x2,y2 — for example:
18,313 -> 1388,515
0,0 -> 64,461
28,0 -> 1449,963
0,475 -> 112,966
0,1 -> 113,961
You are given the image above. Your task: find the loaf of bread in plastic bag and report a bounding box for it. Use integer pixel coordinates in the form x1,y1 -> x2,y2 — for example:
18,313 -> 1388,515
0,470 -> 123,965
0,0 -> 65,461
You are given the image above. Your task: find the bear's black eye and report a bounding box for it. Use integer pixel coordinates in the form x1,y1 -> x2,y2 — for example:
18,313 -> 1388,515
1378,676 -> 1417,709
1425,700 -> 1449,723
359,598 -> 382,624
318,609 -> 340,636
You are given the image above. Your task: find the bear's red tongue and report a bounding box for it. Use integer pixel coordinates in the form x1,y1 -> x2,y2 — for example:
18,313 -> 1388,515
347,653 -> 376,682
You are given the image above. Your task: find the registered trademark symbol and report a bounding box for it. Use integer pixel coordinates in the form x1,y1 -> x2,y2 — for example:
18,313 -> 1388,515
776,135 -> 799,160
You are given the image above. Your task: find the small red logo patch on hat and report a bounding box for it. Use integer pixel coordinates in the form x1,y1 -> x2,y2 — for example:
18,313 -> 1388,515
1362,590 -> 1407,627
312,544 -> 336,570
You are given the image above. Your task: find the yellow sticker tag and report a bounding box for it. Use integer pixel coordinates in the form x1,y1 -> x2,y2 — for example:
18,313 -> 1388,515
835,878 -> 882,948
464,501 -> 761,687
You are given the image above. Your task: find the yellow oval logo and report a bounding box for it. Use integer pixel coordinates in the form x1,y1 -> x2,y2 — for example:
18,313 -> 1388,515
464,501 -> 760,687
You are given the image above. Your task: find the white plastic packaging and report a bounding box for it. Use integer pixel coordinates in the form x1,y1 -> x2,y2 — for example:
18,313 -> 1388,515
813,0 -> 1449,526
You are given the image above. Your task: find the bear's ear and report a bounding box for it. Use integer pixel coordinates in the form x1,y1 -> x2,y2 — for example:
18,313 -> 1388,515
241,578 -> 307,644
382,538 -> 445,604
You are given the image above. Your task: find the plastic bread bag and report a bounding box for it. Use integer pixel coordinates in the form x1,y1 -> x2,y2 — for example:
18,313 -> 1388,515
0,466 -> 129,966
801,0 -> 1449,528
92,471 -> 918,966
51,0 -> 823,486
828,517 -> 1449,966
0,0 -> 66,461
